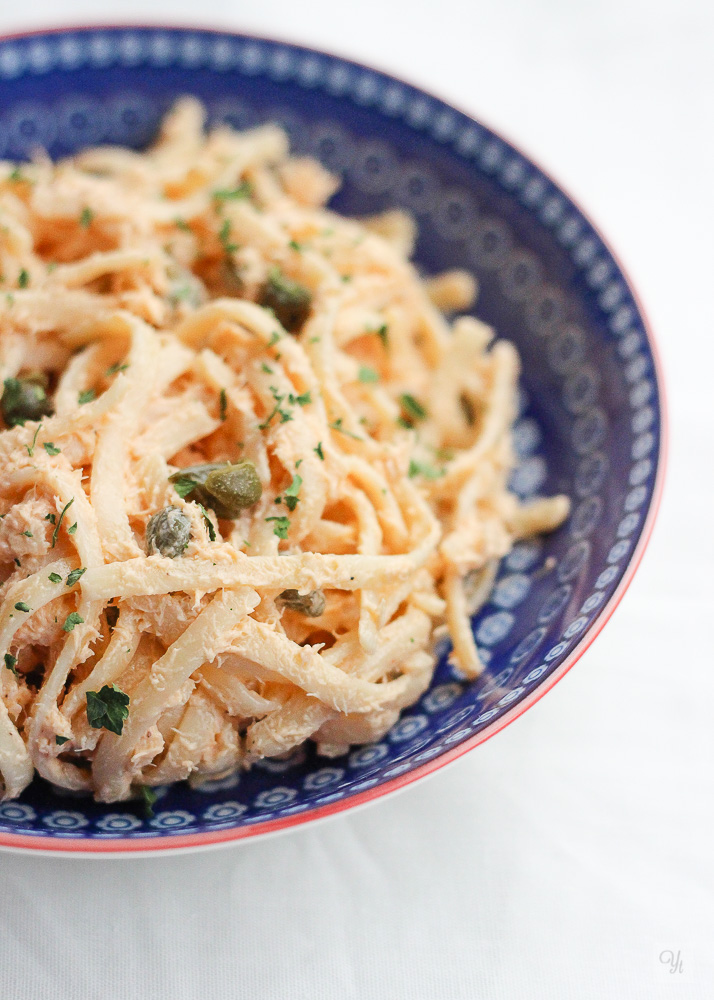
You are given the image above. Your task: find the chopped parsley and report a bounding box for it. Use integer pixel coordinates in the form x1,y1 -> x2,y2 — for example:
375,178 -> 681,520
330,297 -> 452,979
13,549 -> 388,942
86,684 -> 130,735
172,477 -> 196,500
288,239 -> 302,252
68,522 -> 77,535
358,365 -> 379,384
78,389 -> 95,405
66,567 -> 86,587
375,324 -> 388,348
212,181 -> 252,202
288,390 -> 311,406
138,784 -> 158,818
219,388 -> 228,422
79,207 -> 94,228
18,268 -> 29,289
62,611 -> 84,632
51,497 -> 74,548
44,513 -> 56,524
106,361 -> 128,376
8,167 -> 24,183
14,602 -> 30,613
43,441 -> 61,455
261,363 -> 273,374
265,515 -> 290,539
267,331 -> 281,348
329,418 -> 361,440
408,459 -> 445,480
26,423 -> 42,457
258,386 -> 293,430
4,653 -> 18,677
197,503 -> 216,542
55,735 -> 70,746
48,572 -> 62,584
218,218 -> 239,254
314,441 -> 324,461
175,217 -> 191,232
283,473 -> 302,512
21,530 -> 33,538
399,393 -> 427,423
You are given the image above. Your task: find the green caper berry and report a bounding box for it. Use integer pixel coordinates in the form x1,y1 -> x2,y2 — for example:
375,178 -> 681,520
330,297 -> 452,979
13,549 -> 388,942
258,267 -> 312,333
145,506 -> 191,558
1,376 -> 53,427
277,589 -> 326,617
203,462 -> 262,518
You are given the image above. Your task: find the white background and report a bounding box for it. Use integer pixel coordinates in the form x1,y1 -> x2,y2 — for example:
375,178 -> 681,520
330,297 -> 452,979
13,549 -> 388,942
0,2 -> 712,998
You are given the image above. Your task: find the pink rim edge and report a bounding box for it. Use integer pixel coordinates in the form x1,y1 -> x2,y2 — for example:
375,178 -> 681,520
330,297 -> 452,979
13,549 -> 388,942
0,22 -> 668,855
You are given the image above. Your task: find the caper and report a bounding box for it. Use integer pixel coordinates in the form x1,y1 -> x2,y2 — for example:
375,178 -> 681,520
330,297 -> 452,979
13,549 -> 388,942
258,267 -> 312,333
169,461 -> 262,519
1,376 -> 53,427
277,589 -> 326,617
203,462 -> 262,518
145,506 -> 191,558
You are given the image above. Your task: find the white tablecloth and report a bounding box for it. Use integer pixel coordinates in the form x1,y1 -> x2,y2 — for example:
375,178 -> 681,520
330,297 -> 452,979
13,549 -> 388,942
1,2 -> 712,997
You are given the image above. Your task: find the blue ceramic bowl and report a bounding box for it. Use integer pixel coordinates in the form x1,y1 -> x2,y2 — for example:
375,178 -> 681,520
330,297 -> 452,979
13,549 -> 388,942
0,26 -> 664,854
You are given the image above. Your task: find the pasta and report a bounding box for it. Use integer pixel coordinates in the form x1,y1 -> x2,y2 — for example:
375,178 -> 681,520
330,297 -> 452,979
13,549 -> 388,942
0,99 -> 569,803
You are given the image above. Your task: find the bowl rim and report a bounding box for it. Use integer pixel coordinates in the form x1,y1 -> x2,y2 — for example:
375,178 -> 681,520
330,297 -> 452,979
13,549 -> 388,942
0,22 -> 667,857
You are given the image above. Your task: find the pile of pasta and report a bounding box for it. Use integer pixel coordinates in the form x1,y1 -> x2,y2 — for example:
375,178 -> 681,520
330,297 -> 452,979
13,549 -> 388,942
0,99 -> 568,803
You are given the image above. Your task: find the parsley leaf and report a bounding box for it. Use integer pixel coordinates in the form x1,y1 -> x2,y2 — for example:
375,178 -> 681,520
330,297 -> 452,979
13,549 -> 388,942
106,361 -> 128,376
197,503 -> 216,542
48,572 -> 62,583
51,498 -> 74,548
26,423 -> 42,457
265,515 -> 290,539
283,473 -> 302,512
79,207 -> 94,228
78,389 -> 95,405
4,653 -> 18,677
44,513 -> 56,524
399,393 -> 427,422
138,784 -> 158,818
172,477 -> 196,500
14,602 -> 30,612
219,388 -> 228,422
18,268 -> 29,289
55,735 -> 70,746
67,522 -> 77,535
329,418 -> 362,440
43,441 -> 61,455
314,442 -> 324,461
375,324 -> 388,348
218,218 -> 239,254
212,182 -> 252,202
62,612 -> 84,632
358,365 -> 379,384
288,390 -> 311,406
66,567 -> 86,587
86,684 -> 130,735
408,459 -> 445,480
